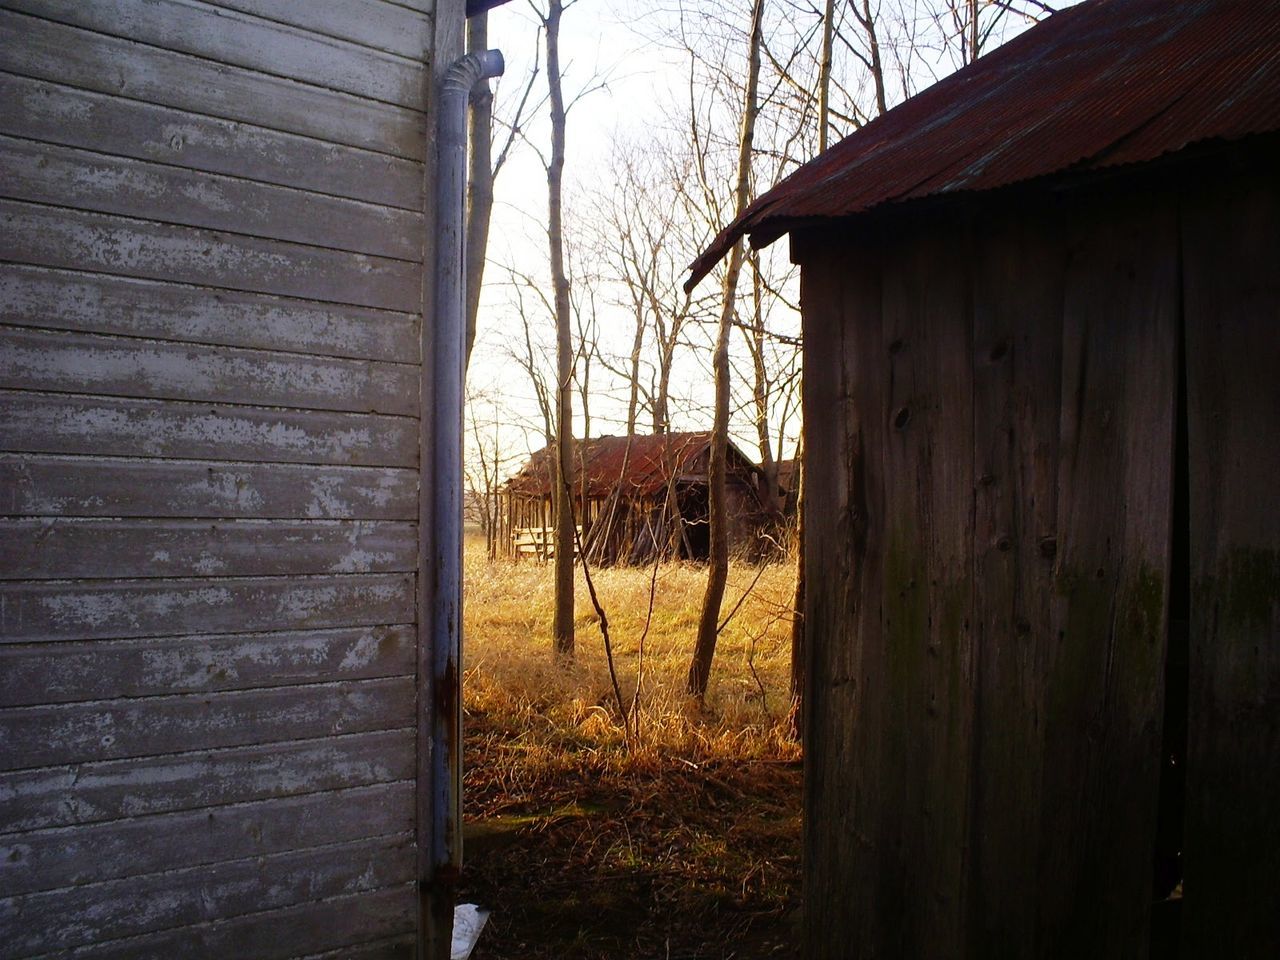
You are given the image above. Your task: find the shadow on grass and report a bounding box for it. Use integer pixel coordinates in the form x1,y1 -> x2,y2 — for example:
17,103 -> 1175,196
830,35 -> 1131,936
458,710 -> 802,960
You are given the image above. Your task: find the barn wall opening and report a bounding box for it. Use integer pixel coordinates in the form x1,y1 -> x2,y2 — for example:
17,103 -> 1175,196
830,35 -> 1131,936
676,484 -> 711,560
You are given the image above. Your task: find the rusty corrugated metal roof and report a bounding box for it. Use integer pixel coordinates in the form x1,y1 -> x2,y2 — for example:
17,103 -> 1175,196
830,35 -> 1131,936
687,0 -> 1280,289
505,432 -> 761,499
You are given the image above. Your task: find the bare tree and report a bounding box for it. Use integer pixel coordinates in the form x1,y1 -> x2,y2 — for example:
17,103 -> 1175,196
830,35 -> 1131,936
464,13 -> 543,366
464,12 -> 496,367
590,139 -> 712,437
543,0 -> 576,659
688,0 -> 766,699
567,237 -> 602,441
500,265 -> 557,452
465,387 -> 522,560
817,0 -> 836,150
850,0 -> 889,116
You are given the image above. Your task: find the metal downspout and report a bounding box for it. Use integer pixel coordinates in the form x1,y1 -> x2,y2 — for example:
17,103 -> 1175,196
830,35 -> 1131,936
427,46 -> 504,960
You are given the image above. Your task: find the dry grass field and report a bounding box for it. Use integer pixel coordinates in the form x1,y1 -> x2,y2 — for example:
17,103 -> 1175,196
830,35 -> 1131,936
459,533 -> 803,959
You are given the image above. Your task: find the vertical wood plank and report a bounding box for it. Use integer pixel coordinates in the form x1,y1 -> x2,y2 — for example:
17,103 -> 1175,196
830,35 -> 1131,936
802,213 -> 977,958
802,188 -> 1181,958
1038,189 -> 1177,959
800,233 -> 886,959
1180,169 -> 1280,960
967,204 -> 1065,957
878,215 -> 975,956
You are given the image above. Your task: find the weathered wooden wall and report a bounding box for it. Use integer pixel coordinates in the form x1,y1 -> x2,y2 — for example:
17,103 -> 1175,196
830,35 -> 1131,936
798,160 -> 1277,958
0,1 -> 450,956
1180,167 -> 1280,960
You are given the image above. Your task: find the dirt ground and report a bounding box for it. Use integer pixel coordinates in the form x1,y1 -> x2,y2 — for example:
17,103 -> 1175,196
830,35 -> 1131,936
459,719 -> 802,960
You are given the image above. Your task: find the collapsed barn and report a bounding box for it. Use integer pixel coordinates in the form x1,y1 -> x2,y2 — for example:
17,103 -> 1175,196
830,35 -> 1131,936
499,432 -> 778,563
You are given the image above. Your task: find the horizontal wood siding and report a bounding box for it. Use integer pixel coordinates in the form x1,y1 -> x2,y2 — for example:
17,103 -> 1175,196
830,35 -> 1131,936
0,519 -> 416,579
2,0 -> 426,109
0,74 -> 424,209
0,456 -> 418,519
0,0 -> 435,953
2,838 -> 416,955
52,885 -> 418,960
302,939 -> 415,960
206,0 -> 434,60
0,327 -> 417,415
0,10 -> 426,159
0,677 -> 416,770
0,625 -> 416,708
0,392 -> 419,466
0,136 -> 423,260
0,781 -> 415,896
0,201 -> 422,311
0,266 -> 419,362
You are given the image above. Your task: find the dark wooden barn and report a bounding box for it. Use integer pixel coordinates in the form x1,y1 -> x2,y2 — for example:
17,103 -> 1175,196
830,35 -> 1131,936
500,432 -> 777,563
691,0 -> 1279,956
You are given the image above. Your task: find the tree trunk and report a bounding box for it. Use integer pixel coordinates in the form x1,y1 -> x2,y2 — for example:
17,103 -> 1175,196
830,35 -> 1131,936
789,434 -> 805,738
858,0 -> 888,117
464,12 -> 494,367
654,356 -> 671,435
793,0 -> 835,732
817,0 -> 835,152
626,302 -> 644,436
968,0 -> 980,64
749,253 -> 781,512
546,0 -> 574,659
687,0 -> 765,698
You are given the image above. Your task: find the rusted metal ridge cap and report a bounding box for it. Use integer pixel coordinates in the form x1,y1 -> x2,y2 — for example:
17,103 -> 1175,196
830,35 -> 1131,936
686,0 -> 1280,291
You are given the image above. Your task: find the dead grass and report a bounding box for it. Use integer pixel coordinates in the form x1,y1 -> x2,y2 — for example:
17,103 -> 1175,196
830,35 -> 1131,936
460,533 -> 803,959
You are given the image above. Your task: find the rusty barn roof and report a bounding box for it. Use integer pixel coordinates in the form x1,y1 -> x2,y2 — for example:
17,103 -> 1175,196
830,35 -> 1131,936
687,0 -> 1280,289
505,432 -> 761,499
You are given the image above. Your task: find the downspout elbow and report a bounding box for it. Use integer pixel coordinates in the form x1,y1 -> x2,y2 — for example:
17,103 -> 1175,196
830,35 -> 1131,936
442,49 -> 505,100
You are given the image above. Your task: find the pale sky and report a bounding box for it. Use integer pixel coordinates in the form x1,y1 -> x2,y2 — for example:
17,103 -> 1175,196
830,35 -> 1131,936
466,1 -> 1067,476
470,1 -> 736,468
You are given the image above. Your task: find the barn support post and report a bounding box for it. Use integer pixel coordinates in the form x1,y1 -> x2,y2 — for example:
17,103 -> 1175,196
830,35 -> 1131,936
422,45 -> 504,960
